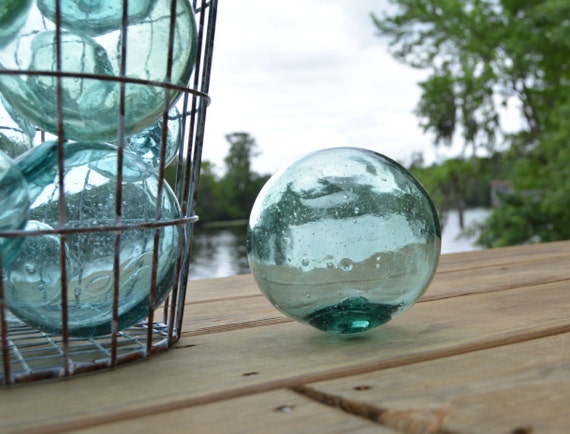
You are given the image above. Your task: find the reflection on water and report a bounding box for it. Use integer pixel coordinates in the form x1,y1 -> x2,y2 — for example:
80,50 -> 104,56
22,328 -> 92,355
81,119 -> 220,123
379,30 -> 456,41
189,224 -> 250,280
188,208 -> 492,280
441,208 -> 492,254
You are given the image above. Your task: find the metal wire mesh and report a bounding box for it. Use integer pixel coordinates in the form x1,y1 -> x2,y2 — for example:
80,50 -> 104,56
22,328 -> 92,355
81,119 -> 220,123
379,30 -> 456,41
0,0 -> 218,385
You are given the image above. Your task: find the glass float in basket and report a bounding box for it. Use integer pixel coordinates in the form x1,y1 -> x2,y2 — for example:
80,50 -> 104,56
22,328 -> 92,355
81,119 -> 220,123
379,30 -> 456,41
247,147 -> 441,335
124,106 -> 183,169
3,220 -> 68,314
0,0 -> 32,48
0,94 -> 36,159
0,150 -> 29,265
0,0 -> 198,142
4,141 -> 183,337
36,0 -> 156,37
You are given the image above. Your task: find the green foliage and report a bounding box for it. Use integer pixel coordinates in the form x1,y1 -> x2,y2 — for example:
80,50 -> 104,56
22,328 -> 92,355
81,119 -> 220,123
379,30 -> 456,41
194,132 -> 270,223
410,154 -> 509,230
415,69 -> 456,145
374,0 -> 570,246
194,160 -> 226,222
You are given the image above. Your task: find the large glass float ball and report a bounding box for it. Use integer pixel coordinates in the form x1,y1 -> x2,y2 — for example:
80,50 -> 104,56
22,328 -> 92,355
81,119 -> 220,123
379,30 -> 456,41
0,94 -> 36,159
0,0 -> 32,48
247,147 -> 441,335
0,0 -> 198,142
124,106 -> 182,169
0,150 -> 29,266
7,141 -> 183,337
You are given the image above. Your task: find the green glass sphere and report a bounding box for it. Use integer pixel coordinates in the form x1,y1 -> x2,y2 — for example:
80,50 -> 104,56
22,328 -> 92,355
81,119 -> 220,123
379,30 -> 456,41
5,141 -> 182,337
37,0 -> 156,36
125,106 -> 182,169
247,147 -> 441,335
0,0 -> 197,142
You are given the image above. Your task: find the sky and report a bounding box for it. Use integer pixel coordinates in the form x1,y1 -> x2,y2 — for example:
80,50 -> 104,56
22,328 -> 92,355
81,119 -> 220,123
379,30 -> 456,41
202,0 -> 446,176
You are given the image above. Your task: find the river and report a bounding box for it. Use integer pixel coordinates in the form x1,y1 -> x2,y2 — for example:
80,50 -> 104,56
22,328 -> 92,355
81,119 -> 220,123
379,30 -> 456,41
188,208 -> 492,280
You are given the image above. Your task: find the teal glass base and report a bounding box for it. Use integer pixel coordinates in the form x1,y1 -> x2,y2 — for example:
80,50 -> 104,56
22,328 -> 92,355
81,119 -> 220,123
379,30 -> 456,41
306,297 -> 401,334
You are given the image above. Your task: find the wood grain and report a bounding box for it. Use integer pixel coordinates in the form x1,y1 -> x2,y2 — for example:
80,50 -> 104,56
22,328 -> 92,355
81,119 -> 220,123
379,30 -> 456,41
0,241 -> 568,433
75,390 -> 399,434
1,277 -> 569,433
178,242 -> 570,336
298,332 -> 570,434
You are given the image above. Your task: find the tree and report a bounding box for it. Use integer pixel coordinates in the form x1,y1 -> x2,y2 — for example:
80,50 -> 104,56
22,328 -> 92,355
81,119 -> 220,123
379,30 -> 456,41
410,153 -> 508,231
220,132 -> 268,220
373,0 -> 570,246
194,161 -> 224,222
191,132 -> 271,223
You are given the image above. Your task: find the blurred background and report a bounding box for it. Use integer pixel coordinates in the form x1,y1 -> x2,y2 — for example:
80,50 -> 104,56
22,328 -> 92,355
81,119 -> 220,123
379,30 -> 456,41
185,0 -> 569,279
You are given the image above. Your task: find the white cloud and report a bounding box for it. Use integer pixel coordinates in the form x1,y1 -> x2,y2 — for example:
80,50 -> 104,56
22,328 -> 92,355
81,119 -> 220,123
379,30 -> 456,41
202,0 -> 436,176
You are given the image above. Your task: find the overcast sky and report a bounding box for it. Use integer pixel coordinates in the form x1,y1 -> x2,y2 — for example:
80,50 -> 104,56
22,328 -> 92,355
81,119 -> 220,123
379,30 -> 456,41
202,0 -> 449,176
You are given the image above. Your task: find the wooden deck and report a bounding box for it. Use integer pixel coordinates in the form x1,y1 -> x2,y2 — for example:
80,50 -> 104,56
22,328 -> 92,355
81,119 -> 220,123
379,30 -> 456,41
1,240 -> 570,433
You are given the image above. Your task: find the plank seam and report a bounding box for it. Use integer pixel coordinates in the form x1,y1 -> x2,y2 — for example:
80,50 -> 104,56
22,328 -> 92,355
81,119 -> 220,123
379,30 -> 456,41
291,384 -> 459,434
421,276 -> 570,303
181,317 -> 292,337
436,257 -> 564,274
187,293 -> 263,305
180,277 -> 570,337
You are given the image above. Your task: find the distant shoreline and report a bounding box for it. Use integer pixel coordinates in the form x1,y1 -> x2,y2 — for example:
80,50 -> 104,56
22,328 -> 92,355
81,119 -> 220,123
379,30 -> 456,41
189,208 -> 491,280
198,219 -> 248,229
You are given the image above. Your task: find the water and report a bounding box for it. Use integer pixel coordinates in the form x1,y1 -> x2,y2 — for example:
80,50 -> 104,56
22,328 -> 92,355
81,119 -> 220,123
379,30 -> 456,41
189,225 -> 250,280
441,208 -> 492,254
188,208 -> 492,280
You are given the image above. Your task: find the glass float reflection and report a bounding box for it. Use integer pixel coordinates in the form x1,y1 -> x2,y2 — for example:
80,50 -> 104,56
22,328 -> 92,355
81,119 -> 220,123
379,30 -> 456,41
247,147 -> 441,335
0,94 -> 36,159
125,106 -> 182,169
0,150 -> 29,265
0,0 -> 32,48
3,221 -> 68,314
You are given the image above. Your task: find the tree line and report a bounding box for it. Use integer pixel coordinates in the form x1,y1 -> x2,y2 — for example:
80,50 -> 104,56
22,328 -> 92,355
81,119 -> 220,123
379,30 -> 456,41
182,128 -> 512,239
191,132 -> 270,224
180,1 -> 570,250
409,152 -> 511,232
178,127 -> 527,251
374,0 -> 570,248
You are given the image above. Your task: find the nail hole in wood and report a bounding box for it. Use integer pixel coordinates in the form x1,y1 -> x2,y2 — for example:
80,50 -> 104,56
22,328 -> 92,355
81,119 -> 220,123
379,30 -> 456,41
243,371 -> 259,377
512,427 -> 533,434
354,385 -> 372,391
274,405 -> 295,413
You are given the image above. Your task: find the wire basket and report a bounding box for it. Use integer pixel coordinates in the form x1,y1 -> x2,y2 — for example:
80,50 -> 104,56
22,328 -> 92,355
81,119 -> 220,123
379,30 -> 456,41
0,0 -> 218,385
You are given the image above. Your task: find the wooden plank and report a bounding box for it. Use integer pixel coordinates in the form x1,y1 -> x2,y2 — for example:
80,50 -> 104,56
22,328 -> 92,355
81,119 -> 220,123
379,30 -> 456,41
1,279 -> 569,433
183,241 -> 570,302
178,252 -> 570,336
186,273 -> 259,302
297,332 -> 570,434
425,250 -> 570,301
436,239 -> 570,273
183,294 -> 289,336
74,390 -> 399,434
